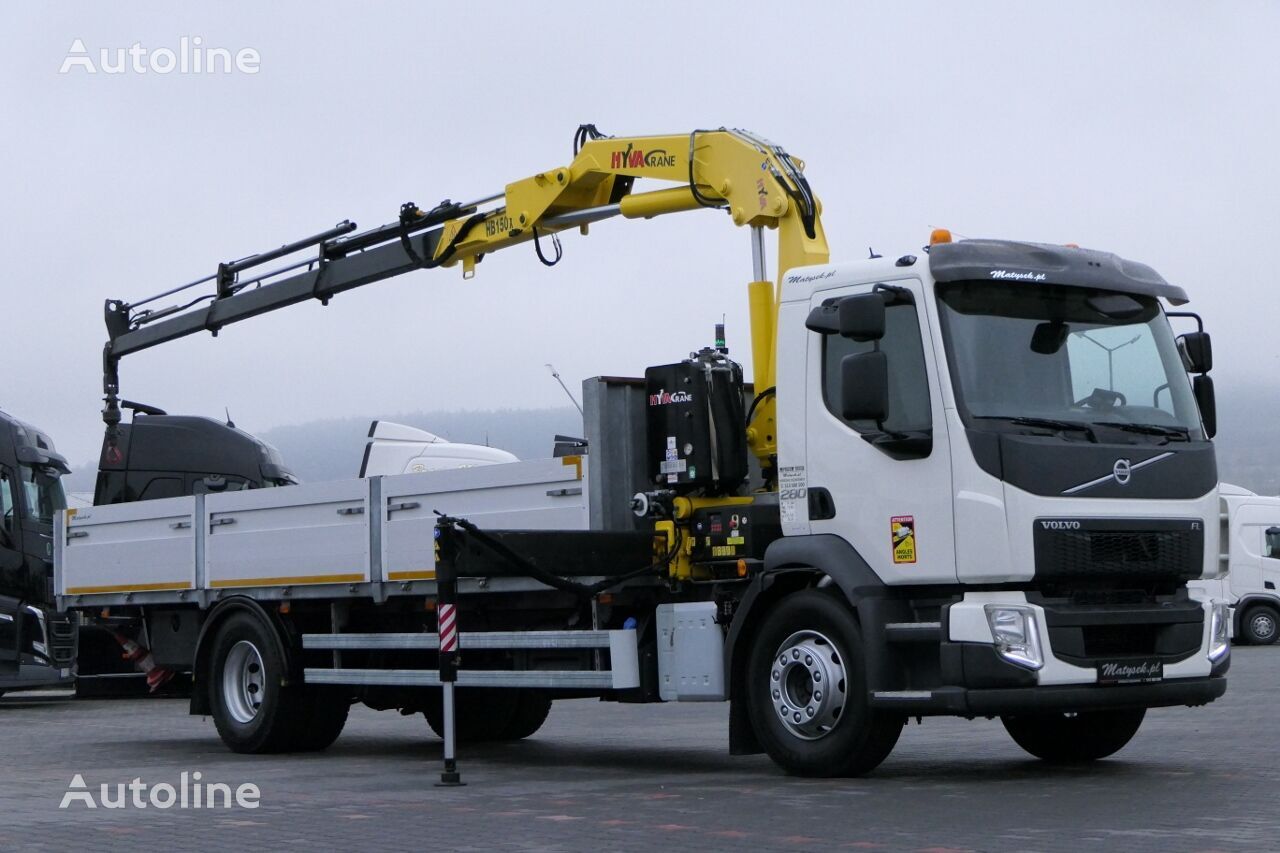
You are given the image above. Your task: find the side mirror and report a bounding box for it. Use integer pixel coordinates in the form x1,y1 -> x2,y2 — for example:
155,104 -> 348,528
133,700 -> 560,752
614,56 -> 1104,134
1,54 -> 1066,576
1179,331 -> 1213,374
1193,374 -> 1216,439
195,474 -> 228,494
841,351 -> 888,422
838,294 -> 885,341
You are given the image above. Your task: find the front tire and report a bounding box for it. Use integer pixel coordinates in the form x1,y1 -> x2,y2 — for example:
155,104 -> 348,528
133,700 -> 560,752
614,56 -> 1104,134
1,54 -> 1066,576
209,613 -> 303,753
1001,708 -> 1145,762
745,589 -> 903,777
1241,605 -> 1279,645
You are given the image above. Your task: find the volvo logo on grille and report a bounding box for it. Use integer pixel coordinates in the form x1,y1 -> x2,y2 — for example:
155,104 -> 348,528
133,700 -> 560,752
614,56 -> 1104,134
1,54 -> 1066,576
1040,520 -> 1082,530
1061,451 -> 1176,495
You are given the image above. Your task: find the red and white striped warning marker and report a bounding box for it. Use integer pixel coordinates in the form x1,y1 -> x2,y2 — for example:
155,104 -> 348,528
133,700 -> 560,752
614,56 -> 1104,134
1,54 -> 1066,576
438,603 -> 458,653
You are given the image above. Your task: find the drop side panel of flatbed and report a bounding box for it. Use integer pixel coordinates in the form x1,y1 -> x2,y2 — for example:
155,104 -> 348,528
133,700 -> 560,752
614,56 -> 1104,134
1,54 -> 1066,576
55,457 -> 590,609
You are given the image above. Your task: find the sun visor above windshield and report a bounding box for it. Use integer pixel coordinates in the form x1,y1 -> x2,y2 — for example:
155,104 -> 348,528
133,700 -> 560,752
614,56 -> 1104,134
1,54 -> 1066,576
929,239 -> 1188,305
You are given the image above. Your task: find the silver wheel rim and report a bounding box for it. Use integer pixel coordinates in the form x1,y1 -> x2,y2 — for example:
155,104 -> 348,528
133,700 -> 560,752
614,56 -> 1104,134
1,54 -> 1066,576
222,640 -> 265,724
1253,613 -> 1276,641
768,629 -> 847,741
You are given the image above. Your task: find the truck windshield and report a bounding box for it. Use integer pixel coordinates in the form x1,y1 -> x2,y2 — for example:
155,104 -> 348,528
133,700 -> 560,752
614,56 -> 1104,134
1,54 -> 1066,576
19,465 -> 67,525
935,281 -> 1204,441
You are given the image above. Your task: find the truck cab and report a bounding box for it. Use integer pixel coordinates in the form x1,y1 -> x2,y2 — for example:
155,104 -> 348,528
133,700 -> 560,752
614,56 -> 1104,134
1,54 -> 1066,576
1195,483 -> 1280,644
94,410 -> 296,504
771,238 -> 1226,719
0,410 -> 75,693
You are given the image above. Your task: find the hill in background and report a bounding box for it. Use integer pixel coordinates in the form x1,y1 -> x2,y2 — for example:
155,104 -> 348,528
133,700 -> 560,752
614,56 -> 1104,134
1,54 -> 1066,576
63,380 -> 1277,495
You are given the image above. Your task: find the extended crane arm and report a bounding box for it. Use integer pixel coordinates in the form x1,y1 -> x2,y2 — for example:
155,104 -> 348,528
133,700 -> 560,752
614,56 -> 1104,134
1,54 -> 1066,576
101,126 -> 830,468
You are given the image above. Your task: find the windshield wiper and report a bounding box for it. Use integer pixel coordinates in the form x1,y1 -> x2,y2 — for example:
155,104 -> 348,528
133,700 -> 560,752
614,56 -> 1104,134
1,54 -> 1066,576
1092,421 -> 1191,441
973,416 -> 1097,442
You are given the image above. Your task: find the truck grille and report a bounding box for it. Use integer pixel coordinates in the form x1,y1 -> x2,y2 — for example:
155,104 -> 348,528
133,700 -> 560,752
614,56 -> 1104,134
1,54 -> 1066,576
1033,519 -> 1203,582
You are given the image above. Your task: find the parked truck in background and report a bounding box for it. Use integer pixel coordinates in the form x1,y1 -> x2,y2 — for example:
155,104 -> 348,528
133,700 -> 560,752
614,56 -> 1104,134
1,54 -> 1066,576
0,409 -> 75,695
76,404 -> 299,694
55,127 -> 1230,775
1195,483 -> 1280,645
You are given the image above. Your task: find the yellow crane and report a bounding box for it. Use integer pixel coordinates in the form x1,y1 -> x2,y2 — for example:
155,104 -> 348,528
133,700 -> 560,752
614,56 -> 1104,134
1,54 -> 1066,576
102,125 -> 830,475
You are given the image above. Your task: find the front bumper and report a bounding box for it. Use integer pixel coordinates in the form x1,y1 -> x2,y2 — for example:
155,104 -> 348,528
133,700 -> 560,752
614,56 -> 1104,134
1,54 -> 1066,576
886,675 -> 1228,717
869,591 -> 1229,717
1,660 -> 77,691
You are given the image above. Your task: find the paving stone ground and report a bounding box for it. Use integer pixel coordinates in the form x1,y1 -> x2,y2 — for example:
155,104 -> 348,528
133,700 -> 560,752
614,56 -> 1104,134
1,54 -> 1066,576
1,647 -> 1274,852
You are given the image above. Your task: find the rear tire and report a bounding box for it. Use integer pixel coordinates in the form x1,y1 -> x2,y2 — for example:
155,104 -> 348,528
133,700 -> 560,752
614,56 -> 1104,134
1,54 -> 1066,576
499,690 -> 552,740
424,688 -> 518,742
289,688 -> 351,752
1001,708 -> 1145,762
745,589 -> 904,777
1241,605 -> 1279,645
208,613 -> 302,754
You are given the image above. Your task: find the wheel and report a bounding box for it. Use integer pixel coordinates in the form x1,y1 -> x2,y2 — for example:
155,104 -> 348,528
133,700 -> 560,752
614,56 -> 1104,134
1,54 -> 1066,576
1001,708 -> 1145,763
424,687 -> 518,742
1241,605 -> 1279,645
289,687 -> 351,752
499,690 -> 552,740
745,589 -> 904,777
208,613 -> 302,754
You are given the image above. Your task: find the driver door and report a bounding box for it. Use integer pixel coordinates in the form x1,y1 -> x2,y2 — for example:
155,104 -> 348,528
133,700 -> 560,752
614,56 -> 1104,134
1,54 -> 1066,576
804,277 -> 957,585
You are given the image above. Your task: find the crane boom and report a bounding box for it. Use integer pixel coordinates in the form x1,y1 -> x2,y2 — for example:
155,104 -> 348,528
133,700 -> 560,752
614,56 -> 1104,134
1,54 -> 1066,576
101,126 -> 830,470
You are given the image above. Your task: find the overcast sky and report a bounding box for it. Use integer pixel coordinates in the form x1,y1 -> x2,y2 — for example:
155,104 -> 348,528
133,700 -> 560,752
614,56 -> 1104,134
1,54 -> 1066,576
3,2 -> 1277,466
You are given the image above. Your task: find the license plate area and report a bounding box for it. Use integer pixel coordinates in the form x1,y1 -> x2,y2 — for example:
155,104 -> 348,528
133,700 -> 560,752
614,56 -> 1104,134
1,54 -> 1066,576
1097,659 -> 1164,685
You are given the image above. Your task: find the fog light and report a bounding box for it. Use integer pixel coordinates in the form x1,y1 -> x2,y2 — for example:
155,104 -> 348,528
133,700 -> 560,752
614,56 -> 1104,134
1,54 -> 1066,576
1209,602 -> 1230,662
985,605 -> 1044,671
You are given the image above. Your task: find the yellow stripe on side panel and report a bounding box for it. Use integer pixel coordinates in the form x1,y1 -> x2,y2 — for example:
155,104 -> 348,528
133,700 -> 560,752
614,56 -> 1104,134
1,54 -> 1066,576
209,572 -> 366,589
66,581 -> 193,595
386,570 -> 436,581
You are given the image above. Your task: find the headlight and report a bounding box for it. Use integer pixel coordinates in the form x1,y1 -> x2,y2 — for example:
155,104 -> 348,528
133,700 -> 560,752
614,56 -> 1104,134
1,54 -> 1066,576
1208,602 -> 1230,662
985,605 -> 1044,670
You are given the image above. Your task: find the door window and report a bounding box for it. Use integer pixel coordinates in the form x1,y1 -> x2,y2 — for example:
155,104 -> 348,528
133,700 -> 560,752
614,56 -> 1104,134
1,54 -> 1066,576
18,465 -> 65,525
822,300 -> 932,436
138,477 -> 184,501
0,469 -> 15,535
1266,527 -> 1280,560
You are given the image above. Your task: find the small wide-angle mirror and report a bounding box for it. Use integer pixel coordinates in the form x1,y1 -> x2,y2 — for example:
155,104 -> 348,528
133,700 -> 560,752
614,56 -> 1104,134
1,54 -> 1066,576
838,294 -> 886,342
1179,331 -> 1213,374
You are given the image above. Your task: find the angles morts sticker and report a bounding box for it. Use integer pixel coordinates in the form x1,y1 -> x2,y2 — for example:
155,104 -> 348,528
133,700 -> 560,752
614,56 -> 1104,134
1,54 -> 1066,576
891,516 -> 916,564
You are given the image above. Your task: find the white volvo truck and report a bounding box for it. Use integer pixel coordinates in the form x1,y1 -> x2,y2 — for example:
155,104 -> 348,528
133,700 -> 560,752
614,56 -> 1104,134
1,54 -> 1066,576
56,127 -> 1228,776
